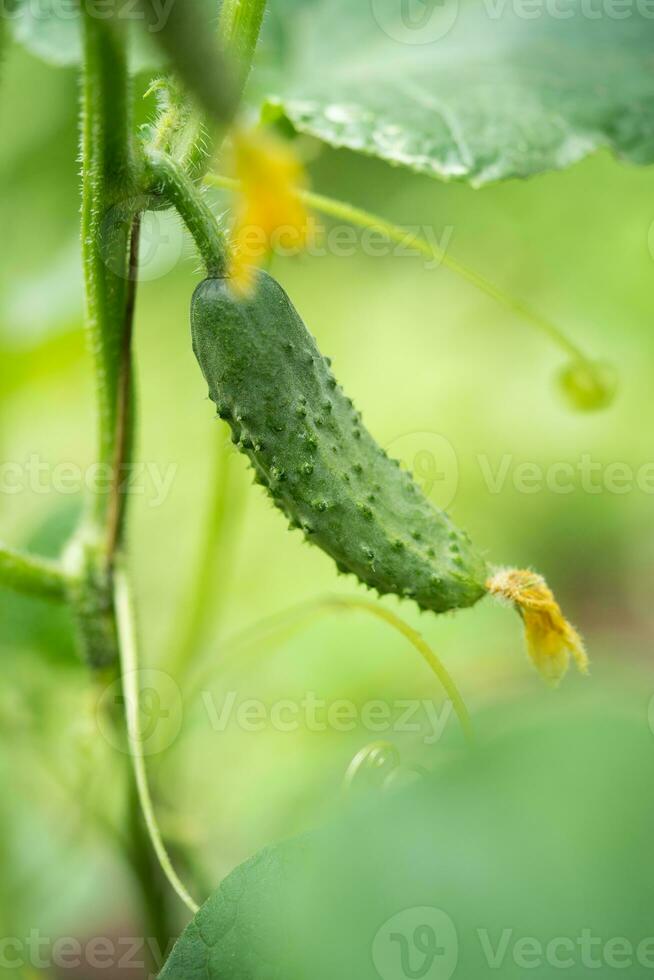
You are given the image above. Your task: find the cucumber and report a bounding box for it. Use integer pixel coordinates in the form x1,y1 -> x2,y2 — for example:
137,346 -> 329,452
191,271 -> 488,614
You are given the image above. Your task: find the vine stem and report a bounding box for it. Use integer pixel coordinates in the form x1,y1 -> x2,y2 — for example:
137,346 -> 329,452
185,595 -> 473,746
106,213 -> 141,564
81,11 -> 135,530
114,567 -> 200,916
205,174 -> 589,364
0,545 -> 71,601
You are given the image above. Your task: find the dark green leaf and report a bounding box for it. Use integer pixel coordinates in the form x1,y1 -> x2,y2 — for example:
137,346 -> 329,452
160,704 -> 654,977
254,0 -> 654,184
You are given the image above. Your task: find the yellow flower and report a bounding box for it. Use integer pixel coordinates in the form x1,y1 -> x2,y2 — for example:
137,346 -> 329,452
487,567 -> 589,685
228,128 -> 310,294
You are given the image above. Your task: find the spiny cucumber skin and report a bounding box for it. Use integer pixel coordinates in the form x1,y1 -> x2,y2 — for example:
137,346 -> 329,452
191,271 -> 488,614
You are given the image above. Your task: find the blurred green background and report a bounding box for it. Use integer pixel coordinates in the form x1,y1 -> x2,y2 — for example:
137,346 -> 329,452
1,29 -> 654,980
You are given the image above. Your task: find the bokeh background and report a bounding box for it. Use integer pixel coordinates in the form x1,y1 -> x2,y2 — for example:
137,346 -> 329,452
1,21 -> 654,979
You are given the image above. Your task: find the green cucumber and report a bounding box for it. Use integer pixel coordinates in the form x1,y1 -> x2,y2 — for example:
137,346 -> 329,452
191,271 -> 488,614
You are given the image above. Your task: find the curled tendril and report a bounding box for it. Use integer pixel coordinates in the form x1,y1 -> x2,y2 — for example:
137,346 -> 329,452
343,741 -> 403,794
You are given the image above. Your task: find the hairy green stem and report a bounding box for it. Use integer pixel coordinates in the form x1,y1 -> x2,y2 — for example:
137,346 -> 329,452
115,567 -> 200,916
80,12 -> 180,939
146,79 -> 209,181
81,12 -> 136,529
0,544 -> 71,601
145,151 -> 228,276
206,173 -> 590,364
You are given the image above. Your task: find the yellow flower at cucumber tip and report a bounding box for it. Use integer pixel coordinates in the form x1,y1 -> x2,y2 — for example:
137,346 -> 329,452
487,568 -> 589,685
228,129 -> 311,294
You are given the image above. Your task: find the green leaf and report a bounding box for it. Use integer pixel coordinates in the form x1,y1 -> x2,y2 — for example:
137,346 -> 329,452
8,0 -> 163,71
159,838 -> 313,979
160,704 -> 654,978
255,0 -> 654,184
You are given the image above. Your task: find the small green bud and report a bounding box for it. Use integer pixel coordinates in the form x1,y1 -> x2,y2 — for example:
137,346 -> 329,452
558,360 -> 616,412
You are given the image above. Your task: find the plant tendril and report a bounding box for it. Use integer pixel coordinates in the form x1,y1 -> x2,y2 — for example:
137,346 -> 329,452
185,594 -> 473,746
114,568 -> 200,916
205,173 -> 592,366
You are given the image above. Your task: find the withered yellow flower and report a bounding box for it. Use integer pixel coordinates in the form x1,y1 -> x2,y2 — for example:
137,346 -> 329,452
228,128 -> 310,294
487,567 -> 589,685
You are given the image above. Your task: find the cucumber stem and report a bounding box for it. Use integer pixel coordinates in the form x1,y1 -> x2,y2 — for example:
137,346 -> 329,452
146,151 -> 228,277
